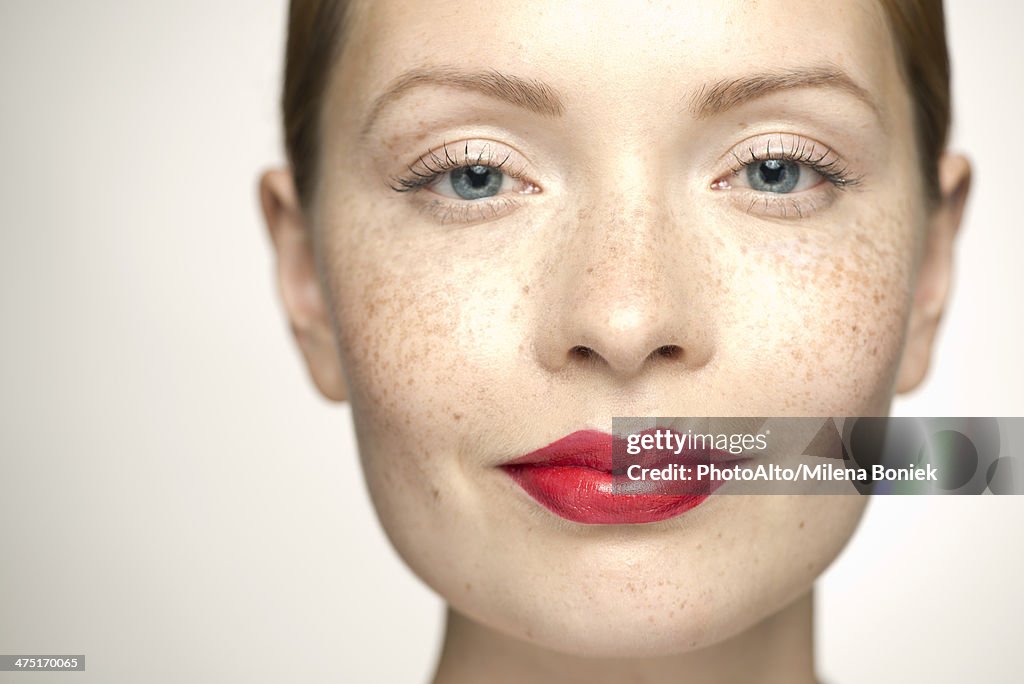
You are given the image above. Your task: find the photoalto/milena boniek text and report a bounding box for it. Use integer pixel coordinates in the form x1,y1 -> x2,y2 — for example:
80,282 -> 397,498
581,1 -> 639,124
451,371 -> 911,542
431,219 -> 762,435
610,417 -> 1023,495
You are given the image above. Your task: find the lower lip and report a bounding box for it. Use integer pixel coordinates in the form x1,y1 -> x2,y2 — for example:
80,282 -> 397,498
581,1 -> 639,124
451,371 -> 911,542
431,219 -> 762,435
504,465 -> 712,524
502,431 -> 726,525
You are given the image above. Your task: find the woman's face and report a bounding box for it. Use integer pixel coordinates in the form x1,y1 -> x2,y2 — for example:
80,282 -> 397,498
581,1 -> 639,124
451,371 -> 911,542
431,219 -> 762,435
278,0 -> 952,656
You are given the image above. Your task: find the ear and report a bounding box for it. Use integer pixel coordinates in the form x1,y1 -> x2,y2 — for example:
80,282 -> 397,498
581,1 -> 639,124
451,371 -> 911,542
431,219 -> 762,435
259,168 -> 347,402
896,154 -> 972,394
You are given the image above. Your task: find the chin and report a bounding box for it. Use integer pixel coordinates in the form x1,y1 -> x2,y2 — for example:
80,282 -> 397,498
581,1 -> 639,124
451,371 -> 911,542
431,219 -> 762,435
460,578 -> 796,658
437,522 -> 836,659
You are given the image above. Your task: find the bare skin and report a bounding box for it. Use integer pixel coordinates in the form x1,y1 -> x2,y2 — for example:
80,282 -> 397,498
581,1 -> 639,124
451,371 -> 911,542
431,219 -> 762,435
434,594 -> 815,684
261,1 -> 970,681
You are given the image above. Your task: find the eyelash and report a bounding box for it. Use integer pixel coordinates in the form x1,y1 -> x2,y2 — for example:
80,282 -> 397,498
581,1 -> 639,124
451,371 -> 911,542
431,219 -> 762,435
723,134 -> 863,189
388,134 -> 861,223
389,141 -> 523,193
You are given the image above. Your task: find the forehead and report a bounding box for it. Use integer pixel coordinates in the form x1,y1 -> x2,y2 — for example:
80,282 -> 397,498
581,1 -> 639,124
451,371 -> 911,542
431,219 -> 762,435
329,0 -> 904,128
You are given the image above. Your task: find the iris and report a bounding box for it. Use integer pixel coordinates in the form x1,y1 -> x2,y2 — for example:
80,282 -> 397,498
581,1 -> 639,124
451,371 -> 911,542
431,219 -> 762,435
450,165 -> 503,200
747,159 -> 800,193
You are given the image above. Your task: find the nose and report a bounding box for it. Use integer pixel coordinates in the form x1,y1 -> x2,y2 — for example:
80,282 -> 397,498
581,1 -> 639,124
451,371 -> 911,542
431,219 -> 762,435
534,194 -> 717,381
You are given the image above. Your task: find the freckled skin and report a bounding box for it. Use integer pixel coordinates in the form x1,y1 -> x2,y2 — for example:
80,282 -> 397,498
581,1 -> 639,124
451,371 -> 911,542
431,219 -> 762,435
266,0 -> 964,678
327,0 -> 898,654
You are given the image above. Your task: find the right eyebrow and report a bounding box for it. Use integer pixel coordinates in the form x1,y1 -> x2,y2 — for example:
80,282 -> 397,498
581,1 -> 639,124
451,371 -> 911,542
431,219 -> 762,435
361,66 -> 566,137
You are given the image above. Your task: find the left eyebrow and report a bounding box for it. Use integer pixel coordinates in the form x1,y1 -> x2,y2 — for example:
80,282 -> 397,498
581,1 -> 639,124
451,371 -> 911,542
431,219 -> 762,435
688,65 -> 882,121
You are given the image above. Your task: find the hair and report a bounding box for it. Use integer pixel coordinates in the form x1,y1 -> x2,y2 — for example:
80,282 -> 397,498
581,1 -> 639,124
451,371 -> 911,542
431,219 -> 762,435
877,0 -> 951,200
282,0 -> 350,209
281,0 -> 950,208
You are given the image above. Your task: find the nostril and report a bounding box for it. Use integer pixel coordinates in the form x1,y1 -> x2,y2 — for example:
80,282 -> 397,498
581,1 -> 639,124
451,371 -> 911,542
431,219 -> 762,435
654,345 -> 682,360
570,345 -> 595,360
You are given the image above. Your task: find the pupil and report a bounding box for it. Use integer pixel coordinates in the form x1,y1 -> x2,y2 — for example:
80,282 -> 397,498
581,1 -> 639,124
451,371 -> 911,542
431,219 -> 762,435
468,165 -> 489,188
760,159 -> 786,184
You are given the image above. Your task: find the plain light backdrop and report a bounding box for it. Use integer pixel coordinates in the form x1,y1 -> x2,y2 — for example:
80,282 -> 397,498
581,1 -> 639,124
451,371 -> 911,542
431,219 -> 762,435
1,1 -> 1021,682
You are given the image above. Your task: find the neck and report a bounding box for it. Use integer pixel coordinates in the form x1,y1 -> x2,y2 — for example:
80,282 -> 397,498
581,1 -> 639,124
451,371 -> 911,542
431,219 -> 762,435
432,590 -> 817,684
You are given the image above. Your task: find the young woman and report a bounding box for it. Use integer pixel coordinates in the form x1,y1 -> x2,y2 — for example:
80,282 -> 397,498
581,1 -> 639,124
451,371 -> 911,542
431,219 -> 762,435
260,1 -> 971,681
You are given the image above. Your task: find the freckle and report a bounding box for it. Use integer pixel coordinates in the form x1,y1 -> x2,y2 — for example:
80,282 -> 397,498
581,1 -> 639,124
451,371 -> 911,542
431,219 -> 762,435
696,543 -> 703,550
465,582 -> 472,592
690,641 -> 698,648
871,346 -> 878,356
587,267 -> 594,274
679,600 -> 688,609
453,413 -> 462,421
799,520 -> 805,529
522,285 -> 530,294
716,531 -> 722,539
432,487 -> 440,501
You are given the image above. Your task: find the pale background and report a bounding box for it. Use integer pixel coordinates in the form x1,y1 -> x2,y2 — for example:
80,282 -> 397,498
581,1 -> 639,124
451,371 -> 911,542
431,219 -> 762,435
0,1 -> 1021,682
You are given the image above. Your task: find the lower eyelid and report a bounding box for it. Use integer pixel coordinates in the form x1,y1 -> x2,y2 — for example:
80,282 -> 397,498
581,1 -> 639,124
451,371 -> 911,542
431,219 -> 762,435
417,196 -> 523,225
727,186 -> 838,219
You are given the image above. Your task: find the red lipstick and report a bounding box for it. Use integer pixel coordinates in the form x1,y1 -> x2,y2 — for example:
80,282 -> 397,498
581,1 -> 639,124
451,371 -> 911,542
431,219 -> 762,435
502,429 -> 734,525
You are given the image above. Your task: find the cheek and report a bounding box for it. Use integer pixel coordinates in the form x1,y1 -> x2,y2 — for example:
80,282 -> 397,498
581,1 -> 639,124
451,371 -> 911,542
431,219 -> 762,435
314,205 -> 529,542
734,206 -> 918,414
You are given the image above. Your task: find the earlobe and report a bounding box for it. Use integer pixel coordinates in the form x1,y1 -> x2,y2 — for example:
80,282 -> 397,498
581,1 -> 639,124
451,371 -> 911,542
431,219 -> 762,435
895,154 -> 972,394
259,168 -> 348,402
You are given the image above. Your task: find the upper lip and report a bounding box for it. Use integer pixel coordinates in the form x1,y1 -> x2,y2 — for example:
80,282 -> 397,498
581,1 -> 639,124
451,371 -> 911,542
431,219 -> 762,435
503,428 -> 744,473
503,429 -> 616,470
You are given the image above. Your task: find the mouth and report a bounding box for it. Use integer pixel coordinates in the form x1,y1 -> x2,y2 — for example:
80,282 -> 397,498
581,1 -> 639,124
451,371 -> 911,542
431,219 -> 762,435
500,429 -> 745,525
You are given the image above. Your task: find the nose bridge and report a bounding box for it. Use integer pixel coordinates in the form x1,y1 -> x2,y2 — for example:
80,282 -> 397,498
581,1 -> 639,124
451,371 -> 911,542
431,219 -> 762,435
536,182 -> 716,378
579,189 -> 670,320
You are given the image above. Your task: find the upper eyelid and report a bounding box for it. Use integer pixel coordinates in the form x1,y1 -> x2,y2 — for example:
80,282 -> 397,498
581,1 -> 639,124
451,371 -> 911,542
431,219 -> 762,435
727,133 -> 834,162
728,144 -> 838,175
410,139 -> 524,169
391,133 -> 860,195
390,139 -> 535,192
718,133 -> 863,187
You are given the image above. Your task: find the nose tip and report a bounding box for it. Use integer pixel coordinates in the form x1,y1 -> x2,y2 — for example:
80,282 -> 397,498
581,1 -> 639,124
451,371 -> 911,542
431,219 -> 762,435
541,274 -> 708,374
534,264 -> 717,380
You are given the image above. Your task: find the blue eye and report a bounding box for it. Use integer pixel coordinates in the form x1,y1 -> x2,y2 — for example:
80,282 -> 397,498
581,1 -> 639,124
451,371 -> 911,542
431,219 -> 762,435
446,165 -> 505,200
746,159 -> 801,193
